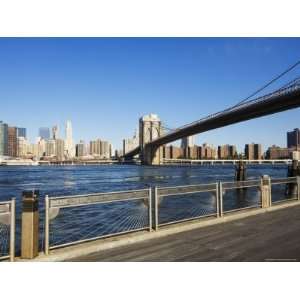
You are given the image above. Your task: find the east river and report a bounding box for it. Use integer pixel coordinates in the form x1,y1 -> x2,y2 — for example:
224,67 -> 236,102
0,164 -> 290,255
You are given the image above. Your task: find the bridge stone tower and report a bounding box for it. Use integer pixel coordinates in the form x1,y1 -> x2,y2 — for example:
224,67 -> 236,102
139,114 -> 163,165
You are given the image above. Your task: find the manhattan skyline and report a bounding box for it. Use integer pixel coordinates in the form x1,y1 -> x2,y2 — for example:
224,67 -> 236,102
1,38 -> 300,149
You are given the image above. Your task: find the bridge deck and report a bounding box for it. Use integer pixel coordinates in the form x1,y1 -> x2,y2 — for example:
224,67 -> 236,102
71,204 -> 300,262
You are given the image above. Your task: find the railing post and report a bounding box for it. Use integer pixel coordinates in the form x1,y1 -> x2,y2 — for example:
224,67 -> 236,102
21,190 -> 40,259
10,198 -> 15,262
154,186 -> 158,230
261,175 -> 271,208
297,176 -> 300,201
219,182 -> 223,217
216,182 -> 219,217
45,195 -> 50,255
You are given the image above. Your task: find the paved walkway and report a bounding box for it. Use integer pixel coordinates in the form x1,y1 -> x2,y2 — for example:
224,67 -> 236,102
71,204 -> 300,262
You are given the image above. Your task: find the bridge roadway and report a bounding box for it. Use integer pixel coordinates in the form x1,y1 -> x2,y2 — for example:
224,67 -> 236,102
71,204 -> 300,262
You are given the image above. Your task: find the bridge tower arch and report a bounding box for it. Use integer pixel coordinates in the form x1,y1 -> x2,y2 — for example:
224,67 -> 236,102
139,114 -> 163,165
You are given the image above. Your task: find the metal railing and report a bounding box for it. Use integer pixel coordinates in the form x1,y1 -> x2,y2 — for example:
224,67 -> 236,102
220,179 -> 262,215
155,183 -> 219,229
0,199 -> 15,262
44,188 -> 152,254
271,177 -> 299,204
43,176 -> 300,255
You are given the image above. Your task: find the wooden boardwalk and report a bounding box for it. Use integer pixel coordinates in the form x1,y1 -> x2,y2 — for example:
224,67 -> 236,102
71,204 -> 300,262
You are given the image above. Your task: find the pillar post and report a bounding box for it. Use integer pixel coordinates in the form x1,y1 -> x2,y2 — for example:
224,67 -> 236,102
21,190 -> 40,259
287,160 -> 300,198
235,160 -> 246,181
261,175 -> 271,208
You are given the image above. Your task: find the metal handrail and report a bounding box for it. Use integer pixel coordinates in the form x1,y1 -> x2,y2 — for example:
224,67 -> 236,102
0,199 -> 15,262
45,188 -> 152,254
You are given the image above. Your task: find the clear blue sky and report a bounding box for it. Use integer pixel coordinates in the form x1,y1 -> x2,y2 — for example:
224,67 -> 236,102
1,37 -> 300,152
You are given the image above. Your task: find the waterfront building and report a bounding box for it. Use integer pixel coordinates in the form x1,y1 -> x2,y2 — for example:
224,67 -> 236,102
287,128 -> 300,149
76,141 -> 86,157
163,145 -> 184,159
17,137 -> 28,157
52,125 -> 59,140
181,136 -> 195,149
218,144 -> 237,159
39,127 -> 50,140
266,145 -> 291,159
55,139 -> 65,161
37,138 -> 46,158
17,127 -> 26,138
245,143 -> 262,160
123,130 -> 139,155
90,139 -> 111,159
198,143 -> 217,159
27,143 -> 39,158
45,140 -> 56,157
65,121 -> 75,158
0,121 -> 8,156
8,126 -> 18,157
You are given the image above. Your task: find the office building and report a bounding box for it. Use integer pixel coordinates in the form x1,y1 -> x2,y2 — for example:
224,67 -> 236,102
45,140 -> 56,157
17,137 -> 28,157
287,128 -> 300,149
90,139 -> 111,159
8,127 -> 18,157
17,127 -> 26,139
0,121 -> 8,156
123,130 -> 139,155
39,127 -> 50,140
266,145 -> 291,159
65,121 -> 75,158
76,141 -> 86,157
52,125 -> 59,140
55,139 -> 65,161
181,136 -> 195,149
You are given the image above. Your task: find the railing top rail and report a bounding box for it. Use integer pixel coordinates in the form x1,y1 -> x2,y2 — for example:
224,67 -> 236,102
48,188 -> 150,201
221,178 -> 261,185
49,188 -> 151,208
0,200 -> 13,206
271,177 -> 297,184
157,182 -> 217,191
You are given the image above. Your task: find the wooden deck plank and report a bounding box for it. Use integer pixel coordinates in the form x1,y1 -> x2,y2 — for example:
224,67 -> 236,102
70,204 -> 300,262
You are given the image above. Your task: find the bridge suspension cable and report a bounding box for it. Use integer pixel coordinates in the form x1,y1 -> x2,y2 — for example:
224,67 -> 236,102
233,59 -> 300,107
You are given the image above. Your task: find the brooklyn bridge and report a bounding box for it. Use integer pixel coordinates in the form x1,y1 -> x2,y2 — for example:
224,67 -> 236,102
124,77 -> 300,165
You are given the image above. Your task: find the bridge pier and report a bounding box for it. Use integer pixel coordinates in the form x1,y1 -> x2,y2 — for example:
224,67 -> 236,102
142,145 -> 163,165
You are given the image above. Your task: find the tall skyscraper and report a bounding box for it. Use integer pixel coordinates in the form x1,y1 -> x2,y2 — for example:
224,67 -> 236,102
76,141 -> 85,157
8,127 -> 17,157
287,128 -> 300,149
0,121 -> 8,156
17,127 -> 26,139
55,139 -> 65,161
52,125 -> 59,140
65,120 -> 75,158
39,127 -> 50,140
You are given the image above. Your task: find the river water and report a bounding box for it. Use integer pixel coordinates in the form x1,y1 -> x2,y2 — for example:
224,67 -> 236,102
0,164 -> 290,256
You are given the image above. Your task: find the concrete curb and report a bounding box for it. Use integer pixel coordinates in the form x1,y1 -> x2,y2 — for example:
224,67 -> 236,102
19,200 -> 300,262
